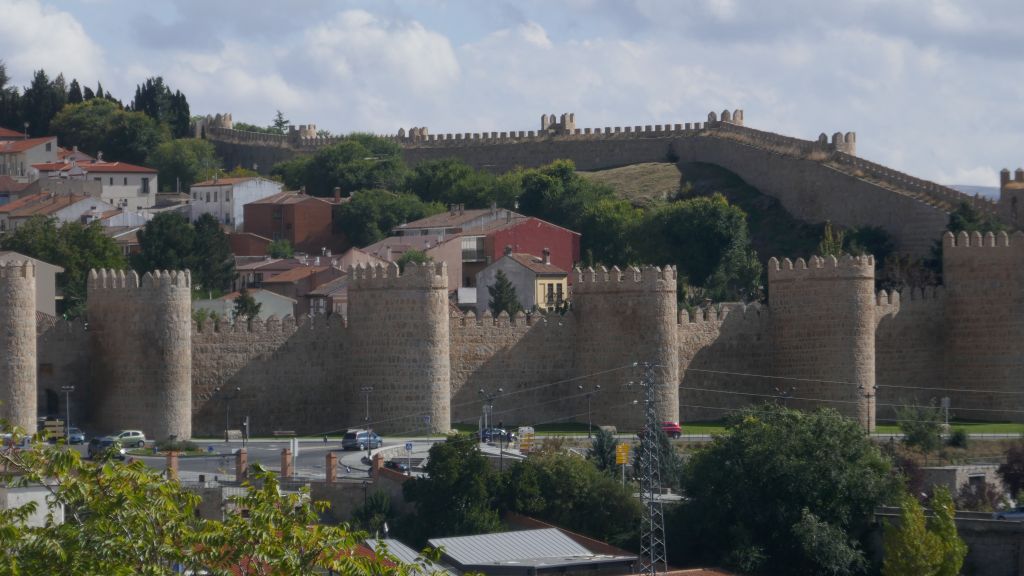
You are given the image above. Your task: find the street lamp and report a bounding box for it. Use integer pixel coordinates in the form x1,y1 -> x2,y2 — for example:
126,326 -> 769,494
577,384 -> 601,438
214,386 -> 241,442
361,386 -> 374,460
61,385 -> 74,438
477,388 -> 503,441
774,385 -> 796,408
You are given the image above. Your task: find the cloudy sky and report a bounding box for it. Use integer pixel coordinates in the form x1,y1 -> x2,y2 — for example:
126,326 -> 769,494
1,0 -> 1021,186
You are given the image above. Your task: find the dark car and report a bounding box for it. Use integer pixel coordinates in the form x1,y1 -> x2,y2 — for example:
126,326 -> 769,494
67,427 -> 86,445
480,428 -> 516,443
341,430 -> 382,451
88,437 -> 126,460
384,460 -> 409,473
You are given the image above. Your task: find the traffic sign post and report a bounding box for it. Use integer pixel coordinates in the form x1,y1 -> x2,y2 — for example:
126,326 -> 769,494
405,441 -> 413,474
616,443 -> 630,486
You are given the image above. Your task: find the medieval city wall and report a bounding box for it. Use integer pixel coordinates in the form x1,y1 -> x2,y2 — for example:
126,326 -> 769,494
190,316 -> 348,437
0,261 -> 37,432
36,317 -> 90,428
874,288 -> 947,424
671,136 -> 950,258
678,304 -> 773,422
941,231 -> 1024,421
449,312 -> 576,429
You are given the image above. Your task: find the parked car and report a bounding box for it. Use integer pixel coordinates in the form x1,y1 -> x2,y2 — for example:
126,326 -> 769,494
88,437 -> 126,460
384,460 -> 409,472
109,430 -> 146,448
661,421 -> 682,439
341,430 -> 382,451
994,506 -> 1024,521
67,427 -> 86,445
479,428 -> 515,443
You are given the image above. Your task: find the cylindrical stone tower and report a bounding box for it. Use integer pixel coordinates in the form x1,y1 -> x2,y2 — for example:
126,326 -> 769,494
573,265 -> 679,431
87,269 -> 192,440
768,255 -> 876,429
0,260 -> 36,433
346,262 -> 451,434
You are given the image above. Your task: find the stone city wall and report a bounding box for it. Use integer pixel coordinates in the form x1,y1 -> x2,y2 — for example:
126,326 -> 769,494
0,261 -> 36,432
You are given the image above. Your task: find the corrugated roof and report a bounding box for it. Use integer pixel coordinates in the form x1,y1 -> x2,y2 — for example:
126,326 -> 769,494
366,539 -> 458,576
429,528 -> 594,566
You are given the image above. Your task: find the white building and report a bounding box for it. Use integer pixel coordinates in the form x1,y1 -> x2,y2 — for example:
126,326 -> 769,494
193,288 -> 297,320
189,177 -> 283,229
33,158 -> 158,212
0,137 -> 59,182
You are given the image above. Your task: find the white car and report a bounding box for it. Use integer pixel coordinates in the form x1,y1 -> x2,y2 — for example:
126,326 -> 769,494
109,430 -> 146,448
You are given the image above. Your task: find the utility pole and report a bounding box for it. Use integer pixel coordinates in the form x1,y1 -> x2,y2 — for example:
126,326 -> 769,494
478,387 -> 503,441
578,383 -> 601,438
362,386 -> 374,460
61,385 -> 74,438
635,362 -> 667,575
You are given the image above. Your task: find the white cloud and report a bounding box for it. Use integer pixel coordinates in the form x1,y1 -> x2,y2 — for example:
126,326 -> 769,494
0,0 -> 104,84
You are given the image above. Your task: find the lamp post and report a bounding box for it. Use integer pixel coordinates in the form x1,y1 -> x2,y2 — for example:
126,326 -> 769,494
774,385 -> 796,408
477,388 -> 503,441
61,385 -> 74,438
577,384 -> 601,438
214,386 -> 241,442
361,386 -> 374,460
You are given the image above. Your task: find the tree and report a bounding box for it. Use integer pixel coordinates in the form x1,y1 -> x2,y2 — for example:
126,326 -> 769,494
998,441 -> 1024,498
576,198 -> 643,266
272,135 -> 407,197
670,404 -> 899,575
132,212 -> 195,274
147,138 -> 221,192
488,269 -> 523,317
352,489 -> 395,535
401,433 -> 501,544
51,98 -> 170,164
0,61 -> 23,130
396,249 -> 432,272
882,487 -> 965,576
897,401 -> 944,459
191,214 -> 235,292
67,79 -> 83,104
0,216 -> 126,317
632,427 -> 683,491
272,110 -> 289,134
334,189 -> 443,247
267,239 -> 294,259
818,221 -> 845,257
404,158 -> 500,208
0,427 -> 421,574
131,76 -> 191,138
20,69 -> 66,136
587,427 -> 619,473
233,288 -> 262,320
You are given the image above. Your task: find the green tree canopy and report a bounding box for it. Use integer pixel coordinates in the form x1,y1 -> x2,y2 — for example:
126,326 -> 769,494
401,433 -> 501,545
897,401 -> 945,458
131,212 -> 195,273
51,98 -> 170,164
267,239 -> 294,259
146,138 -> 221,192
20,69 -> 66,136
0,428 -> 424,574
0,216 -> 126,317
396,249 -> 432,272
587,427 -> 619,473
271,134 -> 407,196
488,269 -> 523,317
233,288 -> 262,320
191,213 -> 235,292
334,189 -> 443,247
882,487 -> 965,576
130,76 -> 191,138
404,158 -> 501,208
670,404 -> 899,575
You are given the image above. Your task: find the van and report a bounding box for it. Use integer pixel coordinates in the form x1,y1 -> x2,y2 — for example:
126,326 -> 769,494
341,430 -> 382,451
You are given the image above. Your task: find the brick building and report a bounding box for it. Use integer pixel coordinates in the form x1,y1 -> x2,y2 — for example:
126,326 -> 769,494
243,190 -> 348,254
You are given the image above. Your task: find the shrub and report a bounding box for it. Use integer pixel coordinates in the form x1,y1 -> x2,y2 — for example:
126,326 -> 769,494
946,428 -> 968,448
157,438 -> 199,452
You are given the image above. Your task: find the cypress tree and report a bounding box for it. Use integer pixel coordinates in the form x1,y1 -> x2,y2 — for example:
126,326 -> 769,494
488,269 -> 523,317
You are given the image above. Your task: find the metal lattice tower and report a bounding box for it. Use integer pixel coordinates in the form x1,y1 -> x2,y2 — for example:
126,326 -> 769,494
637,361 -> 667,575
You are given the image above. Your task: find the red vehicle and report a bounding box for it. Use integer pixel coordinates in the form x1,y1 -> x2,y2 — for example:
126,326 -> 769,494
661,421 -> 682,439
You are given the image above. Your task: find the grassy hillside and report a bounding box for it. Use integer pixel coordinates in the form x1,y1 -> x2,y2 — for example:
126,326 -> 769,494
581,161 -> 821,263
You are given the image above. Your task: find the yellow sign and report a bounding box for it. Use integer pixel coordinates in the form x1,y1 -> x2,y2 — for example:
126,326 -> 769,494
615,443 -> 630,465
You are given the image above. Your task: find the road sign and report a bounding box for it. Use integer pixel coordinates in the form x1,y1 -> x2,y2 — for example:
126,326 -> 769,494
615,443 -> 630,465
405,441 -> 413,452
423,415 -> 431,424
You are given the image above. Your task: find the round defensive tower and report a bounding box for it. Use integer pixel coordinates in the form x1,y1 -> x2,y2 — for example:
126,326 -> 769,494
346,262 -> 451,434
0,260 -> 37,433
87,269 -> 193,440
768,255 -> 876,429
573,265 -> 679,431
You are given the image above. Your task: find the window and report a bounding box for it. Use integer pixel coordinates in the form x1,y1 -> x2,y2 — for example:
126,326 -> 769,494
93,177 -> 100,182
123,177 -> 127,185
141,178 -> 150,194
206,192 -> 210,202
226,190 -> 231,202
214,191 -> 218,202
45,142 -> 51,152
109,177 -> 113,185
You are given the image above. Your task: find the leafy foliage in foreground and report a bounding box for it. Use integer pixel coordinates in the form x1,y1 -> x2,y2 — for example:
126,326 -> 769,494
0,426 -> 432,575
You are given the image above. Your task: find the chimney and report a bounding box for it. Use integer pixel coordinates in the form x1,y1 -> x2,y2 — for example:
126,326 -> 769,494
543,247 -> 551,265
449,203 -> 455,215
97,151 -> 104,162
459,203 -> 464,215
504,244 -> 513,256
385,246 -> 392,261
334,187 -> 341,202
506,210 -> 511,223
299,186 -> 305,195
490,201 -> 497,216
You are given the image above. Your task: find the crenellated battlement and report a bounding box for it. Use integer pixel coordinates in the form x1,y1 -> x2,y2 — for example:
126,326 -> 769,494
348,261 -> 448,290
942,230 -> 1021,249
679,302 -> 767,326
87,268 -> 191,291
0,260 -> 35,279
191,313 -> 347,337
453,308 -> 576,329
572,265 -> 677,293
767,254 -> 875,280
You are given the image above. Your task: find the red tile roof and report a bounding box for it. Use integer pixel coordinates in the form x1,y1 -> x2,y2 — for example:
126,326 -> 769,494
0,192 -> 48,214
247,191 -> 330,205
32,160 -> 156,174
0,175 -> 31,194
507,253 -> 567,275
0,137 -> 56,153
191,177 -> 257,187
0,127 -> 28,139
9,194 -> 94,218
262,265 -> 331,284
